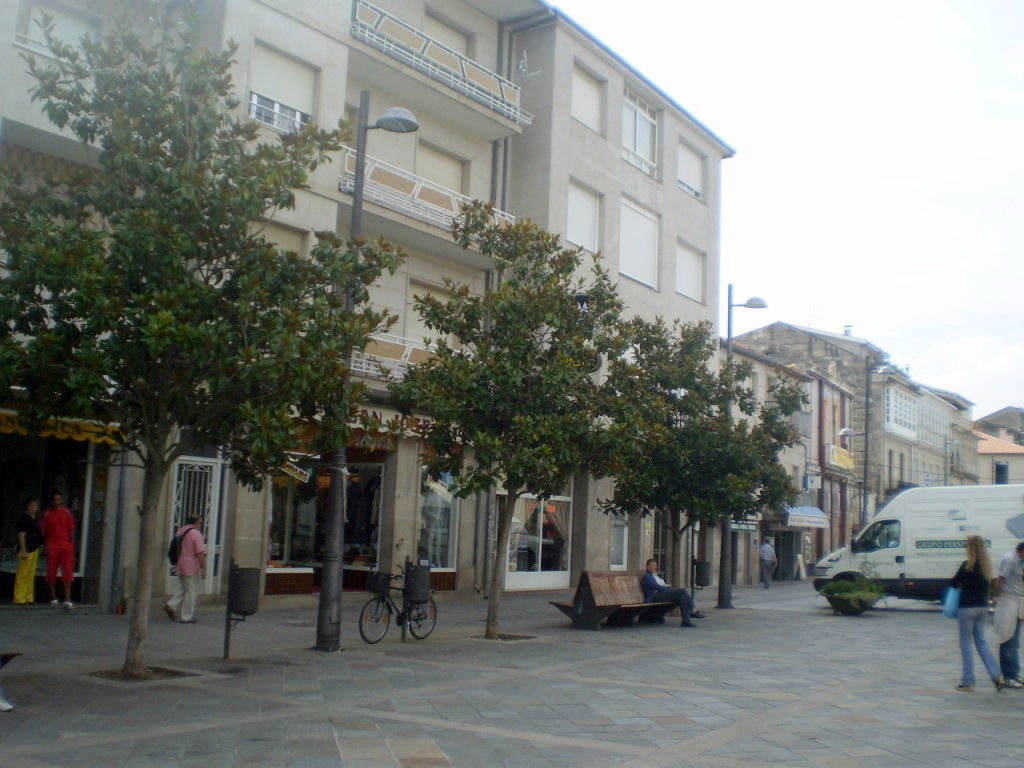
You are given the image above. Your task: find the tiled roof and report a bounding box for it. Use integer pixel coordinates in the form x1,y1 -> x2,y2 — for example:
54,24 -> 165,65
974,431 -> 1024,455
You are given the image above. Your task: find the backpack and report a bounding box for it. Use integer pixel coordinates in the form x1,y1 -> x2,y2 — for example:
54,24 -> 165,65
167,526 -> 193,565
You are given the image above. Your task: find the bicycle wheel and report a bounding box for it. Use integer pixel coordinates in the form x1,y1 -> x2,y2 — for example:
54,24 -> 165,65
358,596 -> 391,644
407,597 -> 437,640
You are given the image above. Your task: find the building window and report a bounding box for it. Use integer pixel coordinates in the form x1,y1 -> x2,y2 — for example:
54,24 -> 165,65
884,387 -> 917,440
422,12 -> 470,58
677,142 -> 704,199
506,495 -> 571,573
415,142 -> 466,193
566,181 -> 600,253
674,241 -> 704,302
622,89 -> 657,176
571,65 -> 603,133
609,518 -> 628,570
417,469 -> 458,570
248,43 -> 315,133
619,198 -> 659,288
261,221 -> 307,255
16,0 -> 98,54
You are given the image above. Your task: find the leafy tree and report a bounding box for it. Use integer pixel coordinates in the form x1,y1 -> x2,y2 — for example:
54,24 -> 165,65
389,203 -> 627,638
0,8 -> 400,676
600,319 -> 804,599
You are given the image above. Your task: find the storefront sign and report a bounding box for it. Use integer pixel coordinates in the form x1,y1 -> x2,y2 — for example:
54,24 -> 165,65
826,444 -> 855,470
280,462 -> 311,484
786,506 -> 828,529
732,515 -> 759,532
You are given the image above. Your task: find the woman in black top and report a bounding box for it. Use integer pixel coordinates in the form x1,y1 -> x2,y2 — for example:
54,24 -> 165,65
13,497 -> 43,605
951,534 -> 1004,691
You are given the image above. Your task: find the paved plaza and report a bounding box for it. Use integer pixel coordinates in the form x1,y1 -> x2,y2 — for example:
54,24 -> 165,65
1,581 -> 1022,767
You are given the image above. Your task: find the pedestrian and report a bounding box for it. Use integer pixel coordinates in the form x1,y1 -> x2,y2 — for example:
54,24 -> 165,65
640,558 -> 705,628
164,517 -> 206,624
41,492 -> 75,609
993,541 -> 1024,688
951,534 -> 1005,691
14,497 -> 43,605
0,652 -> 20,712
759,537 -> 777,588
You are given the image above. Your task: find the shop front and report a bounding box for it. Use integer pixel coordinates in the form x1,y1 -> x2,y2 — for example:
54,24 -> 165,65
767,506 -> 827,582
0,412 -> 114,604
266,449 -> 387,594
504,490 -> 572,590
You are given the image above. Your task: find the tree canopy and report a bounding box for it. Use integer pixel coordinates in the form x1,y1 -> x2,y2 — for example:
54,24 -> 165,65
0,6 -> 400,675
389,203 -> 627,637
600,319 -> 804,585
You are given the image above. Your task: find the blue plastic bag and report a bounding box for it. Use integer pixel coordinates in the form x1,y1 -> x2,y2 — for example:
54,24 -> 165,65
942,586 -> 961,618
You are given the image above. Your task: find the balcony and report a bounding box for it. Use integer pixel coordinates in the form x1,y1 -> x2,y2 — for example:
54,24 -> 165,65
351,333 -> 431,381
339,146 -> 515,233
351,0 -> 530,128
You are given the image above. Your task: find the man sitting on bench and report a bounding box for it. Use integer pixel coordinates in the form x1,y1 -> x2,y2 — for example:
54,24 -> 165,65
641,559 -> 705,628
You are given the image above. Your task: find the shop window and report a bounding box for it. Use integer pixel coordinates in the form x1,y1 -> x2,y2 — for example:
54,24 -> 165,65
505,495 -> 570,573
268,462 -> 382,569
609,518 -> 627,570
417,469 -> 457,570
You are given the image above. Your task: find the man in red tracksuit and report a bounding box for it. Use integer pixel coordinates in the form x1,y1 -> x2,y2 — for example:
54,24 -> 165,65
42,492 -> 76,609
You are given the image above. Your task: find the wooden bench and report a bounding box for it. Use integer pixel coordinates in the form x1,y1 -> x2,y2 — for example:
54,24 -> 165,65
550,571 -> 676,630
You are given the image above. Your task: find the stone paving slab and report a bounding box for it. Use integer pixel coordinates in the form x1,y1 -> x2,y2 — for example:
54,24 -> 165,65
1,583 -> 1023,767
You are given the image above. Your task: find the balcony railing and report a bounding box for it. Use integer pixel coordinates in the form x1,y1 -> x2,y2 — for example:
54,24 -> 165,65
351,0 -> 531,126
351,333 -> 431,381
339,146 -> 515,231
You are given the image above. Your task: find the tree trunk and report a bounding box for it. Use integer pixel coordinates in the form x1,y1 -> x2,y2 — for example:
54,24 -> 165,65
668,510 -> 683,587
717,517 -> 733,609
122,455 -> 170,678
484,491 -> 517,639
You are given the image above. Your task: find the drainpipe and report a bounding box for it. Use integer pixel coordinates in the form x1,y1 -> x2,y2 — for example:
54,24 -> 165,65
500,9 -> 556,211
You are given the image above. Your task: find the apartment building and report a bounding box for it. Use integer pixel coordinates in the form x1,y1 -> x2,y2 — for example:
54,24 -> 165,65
736,323 -> 978,531
0,0 -> 733,605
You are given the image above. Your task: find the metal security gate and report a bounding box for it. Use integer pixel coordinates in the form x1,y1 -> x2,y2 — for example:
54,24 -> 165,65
169,457 -> 224,593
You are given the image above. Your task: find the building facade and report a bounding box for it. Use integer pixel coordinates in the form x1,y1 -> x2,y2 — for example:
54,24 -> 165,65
1,0 -> 734,605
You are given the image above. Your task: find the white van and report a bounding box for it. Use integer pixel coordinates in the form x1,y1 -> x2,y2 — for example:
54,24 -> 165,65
813,484 -> 1024,600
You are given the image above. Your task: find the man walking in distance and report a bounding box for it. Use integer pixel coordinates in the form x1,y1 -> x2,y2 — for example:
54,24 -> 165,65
760,537 -> 778,589
641,559 -> 705,628
164,517 -> 207,624
993,542 -> 1024,688
41,492 -> 75,608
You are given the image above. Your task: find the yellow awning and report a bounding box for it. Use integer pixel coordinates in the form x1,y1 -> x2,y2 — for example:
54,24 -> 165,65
0,411 -> 121,445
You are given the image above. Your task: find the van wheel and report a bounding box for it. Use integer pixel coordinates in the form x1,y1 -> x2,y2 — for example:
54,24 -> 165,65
833,572 -> 860,582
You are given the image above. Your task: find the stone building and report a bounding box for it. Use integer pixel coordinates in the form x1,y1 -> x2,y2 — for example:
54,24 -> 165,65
1,0 -> 733,606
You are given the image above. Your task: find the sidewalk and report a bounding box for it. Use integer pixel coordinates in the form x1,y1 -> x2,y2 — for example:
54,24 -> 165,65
1,581 -> 1021,767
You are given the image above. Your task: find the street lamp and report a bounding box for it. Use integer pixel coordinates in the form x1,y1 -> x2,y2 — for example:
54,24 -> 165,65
717,284 -> 767,610
316,91 -> 418,653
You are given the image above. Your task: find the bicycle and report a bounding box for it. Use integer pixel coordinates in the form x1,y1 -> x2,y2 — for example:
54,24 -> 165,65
358,565 -> 437,644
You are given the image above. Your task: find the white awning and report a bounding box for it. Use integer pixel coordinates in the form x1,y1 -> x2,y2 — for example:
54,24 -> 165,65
786,506 -> 828,529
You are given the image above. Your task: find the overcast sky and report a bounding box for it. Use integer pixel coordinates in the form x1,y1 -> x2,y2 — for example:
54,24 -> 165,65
550,0 -> 1023,419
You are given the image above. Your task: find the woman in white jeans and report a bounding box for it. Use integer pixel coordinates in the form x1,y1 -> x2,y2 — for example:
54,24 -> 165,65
950,535 -> 1005,691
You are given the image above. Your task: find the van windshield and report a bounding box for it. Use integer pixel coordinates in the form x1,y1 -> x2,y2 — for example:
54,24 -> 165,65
854,519 -> 901,553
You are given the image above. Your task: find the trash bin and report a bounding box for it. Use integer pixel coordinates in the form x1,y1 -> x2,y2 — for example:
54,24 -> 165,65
694,560 -> 712,588
403,564 -> 431,604
228,564 -> 260,616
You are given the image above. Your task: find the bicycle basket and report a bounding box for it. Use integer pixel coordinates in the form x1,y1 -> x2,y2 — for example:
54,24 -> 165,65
403,564 -> 431,604
366,571 -> 391,596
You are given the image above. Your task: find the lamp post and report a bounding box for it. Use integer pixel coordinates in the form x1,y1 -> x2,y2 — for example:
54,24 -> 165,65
316,91 -> 418,653
717,283 -> 766,610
